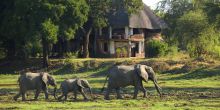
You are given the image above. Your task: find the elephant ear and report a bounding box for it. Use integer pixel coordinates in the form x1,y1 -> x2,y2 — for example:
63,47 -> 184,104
41,72 -> 49,86
136,64 -> 148,82
76,79 -> 84,88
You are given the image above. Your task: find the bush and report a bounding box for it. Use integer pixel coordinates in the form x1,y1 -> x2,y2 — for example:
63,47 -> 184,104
121,47 -> 128,57
186,26 -> 220,58
167,45 -> 178,56
116,48 -> 121,58
145,40 -> 168,58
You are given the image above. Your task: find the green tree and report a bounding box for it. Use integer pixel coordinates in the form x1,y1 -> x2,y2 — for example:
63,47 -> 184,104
203,2 -> 220,25
0,0 -> 32,60
15,0 -> 89,67
156,0 -> 220,57
177,10 -> 219,57
186,26 -> 220,57
57,0 -> 89,57
81,0 -> 110,58
156,0 -> 193,46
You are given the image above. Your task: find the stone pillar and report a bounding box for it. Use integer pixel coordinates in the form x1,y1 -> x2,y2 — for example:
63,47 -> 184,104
109,26 -> 112,39
125,26 -> 129,39
109,41 -> 115,54
142,41 -> 144,52
139,41 -> 142,54
128,41 -> 131,57
99,28 -> 102,36
130,28 -> 133,36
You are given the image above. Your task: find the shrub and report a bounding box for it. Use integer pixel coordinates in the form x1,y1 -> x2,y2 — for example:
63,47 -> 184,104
167,45 -> 178,56
145,40 -> 168,58
121,47 -> 128,57
186,27 -> 220,58
116,48 -> 121,58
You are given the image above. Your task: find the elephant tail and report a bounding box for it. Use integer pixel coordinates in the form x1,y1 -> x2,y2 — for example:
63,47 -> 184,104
101,75 -> 109,93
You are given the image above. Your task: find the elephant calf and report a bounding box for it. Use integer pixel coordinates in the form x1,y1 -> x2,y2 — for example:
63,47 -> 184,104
102,64 -> 162,100
14,72 -> 57,101
58,78 -> 92,101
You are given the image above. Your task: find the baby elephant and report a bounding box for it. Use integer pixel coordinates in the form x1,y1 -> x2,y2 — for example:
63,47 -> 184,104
58,78 -> 92,101
14,72 -> 57,101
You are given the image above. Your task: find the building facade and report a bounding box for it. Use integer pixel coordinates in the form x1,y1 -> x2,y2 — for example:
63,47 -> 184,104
96,5 -> 167,58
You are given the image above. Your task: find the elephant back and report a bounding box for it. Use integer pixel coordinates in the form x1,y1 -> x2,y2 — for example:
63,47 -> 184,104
62,79 -> 77,91
19,72 -> 42,89
108,65 -> 136,87
109,65 -> 135,76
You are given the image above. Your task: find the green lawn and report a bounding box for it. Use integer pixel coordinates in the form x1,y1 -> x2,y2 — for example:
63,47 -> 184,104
0,58 -> 220,110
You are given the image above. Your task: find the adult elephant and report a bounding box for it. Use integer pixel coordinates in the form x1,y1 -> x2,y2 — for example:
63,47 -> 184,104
102,64 -> 162,100
14,72 -> 57,101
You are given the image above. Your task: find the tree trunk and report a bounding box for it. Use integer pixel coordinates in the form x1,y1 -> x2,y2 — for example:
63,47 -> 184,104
42,37 -> 49,68
57,38 -> 65,58
93,29 -> 98,57
83,27 -> 92,58
65,40 -> 70,53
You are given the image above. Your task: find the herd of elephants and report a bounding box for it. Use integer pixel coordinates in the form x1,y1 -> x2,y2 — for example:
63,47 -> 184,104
13,64 -> 162,101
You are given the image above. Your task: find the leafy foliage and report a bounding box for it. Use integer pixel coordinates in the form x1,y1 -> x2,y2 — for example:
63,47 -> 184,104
11,0 -> 89,66
58,0 -> 89,40
176,10 -> 220,57
41,19 -> 58,44
176,10 -> 208,48
145,40 -> 168,58
157,0 -> 220,58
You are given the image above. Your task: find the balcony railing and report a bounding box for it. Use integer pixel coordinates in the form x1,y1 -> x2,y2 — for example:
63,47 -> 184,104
98,33 -> 144,41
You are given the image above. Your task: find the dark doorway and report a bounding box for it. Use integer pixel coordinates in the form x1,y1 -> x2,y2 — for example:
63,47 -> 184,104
131,42 -> 139,57
103,42 -> 108,52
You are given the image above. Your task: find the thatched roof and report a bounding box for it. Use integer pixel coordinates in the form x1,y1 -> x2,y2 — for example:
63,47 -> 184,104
108,5 -> 167,29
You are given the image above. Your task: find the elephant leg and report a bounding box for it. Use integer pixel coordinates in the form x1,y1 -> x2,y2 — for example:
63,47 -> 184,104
34,89 -> 41,100
116,88 -> 122,99
73,91 -> 77,100
79,88 -> 88,100
139,86 -> 147,98
64,94 -> 68,101
21,92 -> 26,101
59,89 -> 68,101
104,87 -> 111,100
58,94 -> 64,101
139,81 -> 147,98
133,86 -> 139,99
20,87 -> 26,101
14,92 -> 21,101
43,89 -> 49,100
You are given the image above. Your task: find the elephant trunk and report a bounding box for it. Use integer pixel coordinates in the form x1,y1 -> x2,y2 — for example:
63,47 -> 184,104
53,85 -> 57,99
101,76 -> 109,92
153,80 -> 162,97
88,87 -> 94,99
